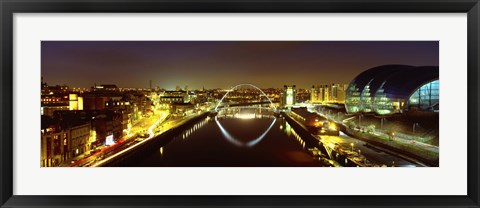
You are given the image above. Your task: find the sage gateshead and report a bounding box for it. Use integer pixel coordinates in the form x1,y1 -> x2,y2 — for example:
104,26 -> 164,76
345,65 -> 439,116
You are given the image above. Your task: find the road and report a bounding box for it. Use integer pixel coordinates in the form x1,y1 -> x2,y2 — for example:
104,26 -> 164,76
372,130 -> 439,153
69,111 -> 169,167
90,111 -> 206,167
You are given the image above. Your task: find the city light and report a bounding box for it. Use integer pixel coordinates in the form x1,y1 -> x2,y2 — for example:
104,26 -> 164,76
105,135 -> 115,146
236,113 -> 256,119
329,122 -> 337,130
41,41 -> 439,168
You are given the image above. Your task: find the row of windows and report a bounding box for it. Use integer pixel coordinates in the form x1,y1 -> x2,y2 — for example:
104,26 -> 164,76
70,136 -> 87,148
71,127 -> 89,138
346,80 -> 439,115
161,98 -> 183,101
42,98 -> 62,102
105,102 -> 129,106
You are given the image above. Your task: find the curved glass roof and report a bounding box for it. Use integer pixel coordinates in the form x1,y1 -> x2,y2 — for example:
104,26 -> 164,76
349,65 -> 438,100
348,65 -> 414,94
346,65 -> 439,115
380,66 -> 439,99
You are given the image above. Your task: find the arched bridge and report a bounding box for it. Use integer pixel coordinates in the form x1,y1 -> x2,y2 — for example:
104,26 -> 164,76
214,83 -> 277,112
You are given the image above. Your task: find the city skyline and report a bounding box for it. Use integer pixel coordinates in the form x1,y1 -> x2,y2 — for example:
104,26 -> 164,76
41,41 -> 439,89
41,41 -> 439,168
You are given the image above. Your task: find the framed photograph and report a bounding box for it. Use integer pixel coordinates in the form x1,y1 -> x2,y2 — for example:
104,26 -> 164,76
1,0 -> 479,207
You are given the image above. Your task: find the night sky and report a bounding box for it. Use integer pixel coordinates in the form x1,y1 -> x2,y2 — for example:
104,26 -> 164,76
41,41 -> 438,90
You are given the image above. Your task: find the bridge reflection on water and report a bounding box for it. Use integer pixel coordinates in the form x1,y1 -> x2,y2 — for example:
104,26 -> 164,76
129,106 -> 325,167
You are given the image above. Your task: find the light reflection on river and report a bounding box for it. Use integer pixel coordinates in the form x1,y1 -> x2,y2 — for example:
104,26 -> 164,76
133,108 -> 323,167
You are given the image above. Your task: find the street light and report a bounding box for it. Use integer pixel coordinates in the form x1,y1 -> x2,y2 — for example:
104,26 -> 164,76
350,143 -> 354,151
390,132 -> 395,140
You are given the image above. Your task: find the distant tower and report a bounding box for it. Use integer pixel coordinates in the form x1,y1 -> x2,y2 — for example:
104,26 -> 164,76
149,80 -> 152,89
281,85 -> 296,108
331,83 -> 338,102
311,85 -> 318,103
319,84 -> 329,102
41,76 -> 47,88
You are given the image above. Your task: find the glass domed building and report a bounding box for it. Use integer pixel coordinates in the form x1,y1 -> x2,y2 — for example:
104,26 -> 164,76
345,65 -> 439,116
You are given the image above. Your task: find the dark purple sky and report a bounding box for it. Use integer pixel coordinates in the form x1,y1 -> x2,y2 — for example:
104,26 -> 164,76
41,41 -> 438,90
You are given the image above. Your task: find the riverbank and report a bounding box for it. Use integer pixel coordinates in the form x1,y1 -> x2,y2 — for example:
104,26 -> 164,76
99,112 -> 209,166
313,107 -> 438,167
281,112 -> 363,167
343,128 -> 438,166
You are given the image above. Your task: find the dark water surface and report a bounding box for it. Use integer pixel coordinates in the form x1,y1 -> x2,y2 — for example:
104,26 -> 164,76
133,110 -> 323,167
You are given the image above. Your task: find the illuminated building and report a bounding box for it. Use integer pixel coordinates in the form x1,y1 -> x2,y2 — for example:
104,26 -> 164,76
311,84 -> 348,103
41,115 -> 90,167
104,100 -> 131,135
290,107 -> 325,127
172,103 -> 195,116
41,94 -> 69,105
345,65 -> 439,115
83,91 -> 123,110
281,85 -> 296,108
161,89 -> 193,104
160,96 -> 184,104
41,117 -> 66,167
331,84 -> 348,103
51,110 -> 124,148
41,93 -> 85,115
290,107 -> 339,135
41,93 -> 69,116
41,105 -> 70,117
41,90 -> 74,117
66,123 -> 90,158
69,93 -> 84,110
88,111 -> 124,147
310,85 -> 319,103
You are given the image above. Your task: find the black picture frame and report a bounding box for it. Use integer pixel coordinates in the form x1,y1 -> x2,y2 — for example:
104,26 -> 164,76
1,0 -> 479,207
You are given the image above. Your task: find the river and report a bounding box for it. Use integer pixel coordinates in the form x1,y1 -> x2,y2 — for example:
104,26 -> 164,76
128,107 -> 325,167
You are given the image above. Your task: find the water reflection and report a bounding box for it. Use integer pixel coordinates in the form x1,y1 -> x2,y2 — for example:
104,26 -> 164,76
282,122 -> 306,149
181,118 -> 208,140
133,107 -> 323,167
215,116 -> 277,147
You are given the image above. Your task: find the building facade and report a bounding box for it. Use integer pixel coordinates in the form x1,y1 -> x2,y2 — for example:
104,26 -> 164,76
311,84 -> 348,103
41,116 -> 91,167
345,65 -> 439,116
281,85 -> 296,108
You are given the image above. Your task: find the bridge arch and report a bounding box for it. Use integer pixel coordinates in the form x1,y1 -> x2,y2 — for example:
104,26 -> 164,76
214,83 -> 276,111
